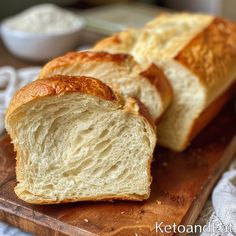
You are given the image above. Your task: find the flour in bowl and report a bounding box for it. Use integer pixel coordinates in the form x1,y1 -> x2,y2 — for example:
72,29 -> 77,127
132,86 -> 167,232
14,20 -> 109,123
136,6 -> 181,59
4,4 -> 84,33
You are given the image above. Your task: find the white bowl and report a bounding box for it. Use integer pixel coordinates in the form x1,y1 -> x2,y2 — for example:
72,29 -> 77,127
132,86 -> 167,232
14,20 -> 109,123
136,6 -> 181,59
0,18 -> 85,62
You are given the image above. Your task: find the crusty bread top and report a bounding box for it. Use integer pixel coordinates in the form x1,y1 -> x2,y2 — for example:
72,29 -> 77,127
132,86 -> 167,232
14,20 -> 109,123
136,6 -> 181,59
176,17 -> 236,104
6,75 -> 156,132
6,75 -> 118,119
38,51 -> 135,79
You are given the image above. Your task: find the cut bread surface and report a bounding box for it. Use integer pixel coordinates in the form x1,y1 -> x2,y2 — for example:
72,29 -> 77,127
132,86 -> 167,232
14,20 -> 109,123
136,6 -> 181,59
94,13 -> 236,151
5,75 -> 156,204
38,51 -> 172,122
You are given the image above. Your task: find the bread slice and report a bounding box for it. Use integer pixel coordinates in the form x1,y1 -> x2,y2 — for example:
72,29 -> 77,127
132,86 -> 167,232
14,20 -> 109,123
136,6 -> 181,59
5,75 -> 156,204
94,13 -> 236,151
38,51 -> 172,122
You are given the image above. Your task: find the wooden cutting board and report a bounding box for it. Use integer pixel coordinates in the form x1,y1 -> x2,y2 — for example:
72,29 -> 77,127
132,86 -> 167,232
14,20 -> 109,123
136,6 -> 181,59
0,101 -> 235,236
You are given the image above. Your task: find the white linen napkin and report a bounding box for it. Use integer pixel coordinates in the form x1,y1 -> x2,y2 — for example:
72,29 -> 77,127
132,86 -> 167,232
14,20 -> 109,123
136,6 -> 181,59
199,160 -> 236,236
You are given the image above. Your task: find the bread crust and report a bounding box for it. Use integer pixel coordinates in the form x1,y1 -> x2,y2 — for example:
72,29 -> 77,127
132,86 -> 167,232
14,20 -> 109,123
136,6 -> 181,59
6,75 -> 118,119
38,51 -> 134,79
175,17 -> 236,106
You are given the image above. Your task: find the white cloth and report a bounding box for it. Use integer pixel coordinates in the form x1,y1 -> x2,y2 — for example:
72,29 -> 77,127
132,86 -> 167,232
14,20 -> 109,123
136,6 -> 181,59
0,66 -> 235,235
199,159 -> 236,236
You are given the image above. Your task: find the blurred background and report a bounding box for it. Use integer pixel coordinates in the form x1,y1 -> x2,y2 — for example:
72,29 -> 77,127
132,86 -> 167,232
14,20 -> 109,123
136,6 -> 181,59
0,0 -> 236,65
0,0 -> 236,21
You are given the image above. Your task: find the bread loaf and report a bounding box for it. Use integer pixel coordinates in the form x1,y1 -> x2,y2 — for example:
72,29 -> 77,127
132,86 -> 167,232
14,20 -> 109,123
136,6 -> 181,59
5,75 -> 156,204
38,51 -> 172,122
94,13 -> 236,151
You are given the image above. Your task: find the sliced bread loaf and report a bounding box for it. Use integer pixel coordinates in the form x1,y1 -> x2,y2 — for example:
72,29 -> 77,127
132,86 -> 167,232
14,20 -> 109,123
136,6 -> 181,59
5,75 -> 156,204
94,13 -> 236,151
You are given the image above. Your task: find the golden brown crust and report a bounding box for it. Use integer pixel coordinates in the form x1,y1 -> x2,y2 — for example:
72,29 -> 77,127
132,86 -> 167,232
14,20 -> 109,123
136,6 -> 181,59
6,75 -> 118,119
67,51 -> 131,64
175,17 -> 236,101
39,51 -> 134,79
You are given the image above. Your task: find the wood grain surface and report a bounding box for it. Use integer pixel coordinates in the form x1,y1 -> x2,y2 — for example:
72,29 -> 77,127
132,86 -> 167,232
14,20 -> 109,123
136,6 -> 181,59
0,100 -> 235,236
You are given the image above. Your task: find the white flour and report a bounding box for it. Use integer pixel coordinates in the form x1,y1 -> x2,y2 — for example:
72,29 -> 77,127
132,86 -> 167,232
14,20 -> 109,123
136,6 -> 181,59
4,4 -> 84,33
